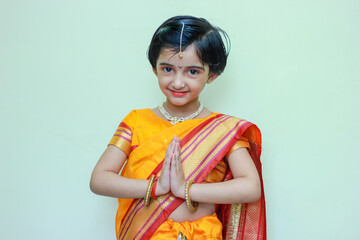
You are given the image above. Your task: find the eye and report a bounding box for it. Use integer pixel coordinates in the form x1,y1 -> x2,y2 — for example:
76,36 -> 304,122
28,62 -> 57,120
188,69 -> 199,75
162,67 -> 173,73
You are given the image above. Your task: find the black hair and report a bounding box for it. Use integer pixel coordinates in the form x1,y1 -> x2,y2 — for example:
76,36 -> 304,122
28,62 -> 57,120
147,15 -> 230,76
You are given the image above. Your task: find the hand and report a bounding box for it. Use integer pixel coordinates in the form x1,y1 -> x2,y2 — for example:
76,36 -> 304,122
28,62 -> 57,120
155,137 -> 176,196
170,137 -> 186,198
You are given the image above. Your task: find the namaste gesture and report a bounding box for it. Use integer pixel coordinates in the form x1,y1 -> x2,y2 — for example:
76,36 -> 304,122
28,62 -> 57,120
156,136 -> 186,199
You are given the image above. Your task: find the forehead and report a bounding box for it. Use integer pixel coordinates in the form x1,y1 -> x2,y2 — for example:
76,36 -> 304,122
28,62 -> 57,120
157,44 -> 203,66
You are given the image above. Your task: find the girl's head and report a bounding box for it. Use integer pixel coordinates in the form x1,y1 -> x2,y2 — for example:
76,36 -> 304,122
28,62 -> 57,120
148,15 -> 230,76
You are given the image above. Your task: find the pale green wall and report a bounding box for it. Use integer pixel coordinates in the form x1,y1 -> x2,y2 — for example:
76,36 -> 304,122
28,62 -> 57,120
1,0 -> 359,239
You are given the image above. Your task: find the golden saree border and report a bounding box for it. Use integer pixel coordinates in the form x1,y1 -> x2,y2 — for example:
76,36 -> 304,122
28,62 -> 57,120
108,122 -> 132,155
180,116 -> 250,183
226,203 -> 242,240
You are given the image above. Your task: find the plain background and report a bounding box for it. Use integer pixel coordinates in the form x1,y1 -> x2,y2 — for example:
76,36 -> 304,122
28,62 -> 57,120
1,0 -> 359,239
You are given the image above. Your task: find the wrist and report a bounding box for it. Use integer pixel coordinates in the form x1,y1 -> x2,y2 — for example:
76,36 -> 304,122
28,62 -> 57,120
155,183 -> 168,196
185,180 -> 198,211
174,184 -> 186,199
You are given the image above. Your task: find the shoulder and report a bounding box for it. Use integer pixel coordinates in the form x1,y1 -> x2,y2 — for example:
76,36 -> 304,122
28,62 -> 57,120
121,108 -> 159,129
216,113 -> 261,142
130,108 -> 158,122
120,109 -> 143,130
122,108 -> 151,121
216,112 -> 260,126
215,113 -> 254,128
125,108 -> 150,116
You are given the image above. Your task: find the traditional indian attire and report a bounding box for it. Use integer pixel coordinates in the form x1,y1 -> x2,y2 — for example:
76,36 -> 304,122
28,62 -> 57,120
109,109 -> 266,240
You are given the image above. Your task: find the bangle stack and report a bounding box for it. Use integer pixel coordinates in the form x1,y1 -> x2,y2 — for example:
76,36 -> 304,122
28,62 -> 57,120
144,175 -> 156,206
185,180 -> 198,212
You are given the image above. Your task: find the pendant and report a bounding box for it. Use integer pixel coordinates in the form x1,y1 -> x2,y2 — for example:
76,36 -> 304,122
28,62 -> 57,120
170,117 -> 185,125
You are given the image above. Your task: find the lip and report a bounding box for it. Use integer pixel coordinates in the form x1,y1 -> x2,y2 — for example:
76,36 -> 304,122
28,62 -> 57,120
169,89 -> 188,97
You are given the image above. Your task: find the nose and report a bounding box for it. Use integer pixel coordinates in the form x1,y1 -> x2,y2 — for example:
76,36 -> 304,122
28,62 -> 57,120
171,75 -> 185,89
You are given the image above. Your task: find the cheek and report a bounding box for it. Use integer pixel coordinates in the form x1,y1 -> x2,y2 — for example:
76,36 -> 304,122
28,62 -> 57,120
158,78 -> 170,89
192,80 -> 207,90
159,74 -> 173,83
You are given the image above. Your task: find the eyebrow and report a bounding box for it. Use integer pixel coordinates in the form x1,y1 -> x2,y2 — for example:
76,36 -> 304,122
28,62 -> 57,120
158,62 -> 205,71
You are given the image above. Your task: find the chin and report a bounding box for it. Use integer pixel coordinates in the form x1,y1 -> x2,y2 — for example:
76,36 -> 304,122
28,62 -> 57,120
165,97 -> 185,105
167,100 -> 187,107
166,95 -> 198,107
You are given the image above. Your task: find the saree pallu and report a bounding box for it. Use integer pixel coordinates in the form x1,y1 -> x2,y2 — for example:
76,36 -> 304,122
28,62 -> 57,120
109,109 -> 266,240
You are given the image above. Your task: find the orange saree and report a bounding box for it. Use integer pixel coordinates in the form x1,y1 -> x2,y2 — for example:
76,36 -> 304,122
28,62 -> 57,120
109,109 -> 266,240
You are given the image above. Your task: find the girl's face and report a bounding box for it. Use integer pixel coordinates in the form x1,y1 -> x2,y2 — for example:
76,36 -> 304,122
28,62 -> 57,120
153,44 -> 217,110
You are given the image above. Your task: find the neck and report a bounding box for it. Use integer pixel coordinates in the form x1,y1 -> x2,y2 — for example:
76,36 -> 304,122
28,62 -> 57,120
163,99 -> 201,117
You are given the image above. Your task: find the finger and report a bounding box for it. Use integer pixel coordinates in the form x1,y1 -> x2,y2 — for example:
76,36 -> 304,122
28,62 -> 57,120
164,142 -> 172,159
171,152 -> 179,176
163,154 -> 171,170
174,137 -> 179,147
171,136 -> 177,148
164,151 -> 171,168
171,139 -> 177,153
172,151 -> 182,176
163,145 -> 175,175
175,143 -> 181,164
171,152 -> 176,168
165,138 -> 176,160
168,138 -> 176,155
177,142 -> 181,157
176,154 -> 182,173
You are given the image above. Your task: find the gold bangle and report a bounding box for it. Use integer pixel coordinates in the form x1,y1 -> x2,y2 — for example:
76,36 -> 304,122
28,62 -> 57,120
144,175 -> 155,207
185,180 -> 198,212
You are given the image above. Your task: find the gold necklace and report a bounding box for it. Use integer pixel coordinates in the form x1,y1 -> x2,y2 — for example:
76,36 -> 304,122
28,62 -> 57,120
158,103 -> 203,125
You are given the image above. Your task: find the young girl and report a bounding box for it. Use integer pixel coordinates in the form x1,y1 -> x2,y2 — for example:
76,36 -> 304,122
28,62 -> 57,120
90,15 -> 266,240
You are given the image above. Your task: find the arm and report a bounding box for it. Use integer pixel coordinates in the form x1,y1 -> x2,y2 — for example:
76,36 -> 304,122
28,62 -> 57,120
90,141 -> 173,199
90,145 -> 149,199
170,140 -> 261,204
191,148 -> 261,204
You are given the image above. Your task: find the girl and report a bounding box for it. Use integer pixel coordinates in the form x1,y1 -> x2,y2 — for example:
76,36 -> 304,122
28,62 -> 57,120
90,15 -> 266,240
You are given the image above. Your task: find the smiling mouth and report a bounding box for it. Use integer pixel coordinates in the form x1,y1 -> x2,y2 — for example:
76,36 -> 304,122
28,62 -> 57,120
169,90 -> 188,97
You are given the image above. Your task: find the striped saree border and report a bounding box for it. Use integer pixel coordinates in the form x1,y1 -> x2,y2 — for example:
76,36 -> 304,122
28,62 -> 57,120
181,117 -> 250,183
108,122 -> 132,155
226,203 -> 242,240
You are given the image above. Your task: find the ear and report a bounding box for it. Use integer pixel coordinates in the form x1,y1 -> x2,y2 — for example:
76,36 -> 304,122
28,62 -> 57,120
152,68 -> 158,76
207,74 -> 218,84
